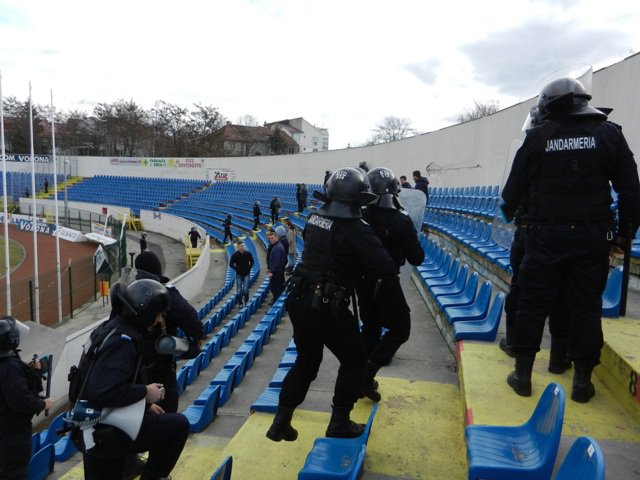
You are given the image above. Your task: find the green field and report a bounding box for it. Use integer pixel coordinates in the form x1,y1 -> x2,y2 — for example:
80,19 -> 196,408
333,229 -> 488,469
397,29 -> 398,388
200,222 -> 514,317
0,236 -> 25,277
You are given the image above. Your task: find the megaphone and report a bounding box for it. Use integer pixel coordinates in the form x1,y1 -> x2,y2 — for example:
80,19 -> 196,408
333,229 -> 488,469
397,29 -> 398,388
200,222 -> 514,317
69,398 -> 145,451
100,398 -> 146,441
155,334 -> 191,356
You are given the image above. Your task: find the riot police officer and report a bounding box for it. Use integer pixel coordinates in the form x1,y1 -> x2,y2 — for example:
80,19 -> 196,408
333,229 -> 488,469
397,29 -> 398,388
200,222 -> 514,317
357,167 -> 425,401
0,316 -> 54,479
501,77 -> 640,402
266,167 -> 397,442
134,251 -> 204,413
81,279 -> 190,480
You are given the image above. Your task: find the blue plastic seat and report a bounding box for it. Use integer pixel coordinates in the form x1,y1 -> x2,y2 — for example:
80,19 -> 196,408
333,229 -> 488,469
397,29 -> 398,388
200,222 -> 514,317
444,281 -> 492,323
28,444 -> 55,480
183,385 -> 221,433
454,292 -> 505,342
430,264 -> 469,297
211,365 -> 239,406
53,434 -> 79,462
250,387 -> 281,413
437,273 -> 480,309
38,412 -> 65,448
210,455 -> 233,480
298,404 -> 378,480
465,383 -> 565,480
601,266 -> 623,317
425,258 -> 461,288
553,436 -> 604,480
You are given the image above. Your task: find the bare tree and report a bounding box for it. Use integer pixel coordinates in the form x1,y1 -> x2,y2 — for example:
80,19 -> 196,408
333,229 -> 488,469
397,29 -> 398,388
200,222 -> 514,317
365,116 -> 416,145
235,114 -> 260,126
185,103 -> 226,156
458,100 -> 500,123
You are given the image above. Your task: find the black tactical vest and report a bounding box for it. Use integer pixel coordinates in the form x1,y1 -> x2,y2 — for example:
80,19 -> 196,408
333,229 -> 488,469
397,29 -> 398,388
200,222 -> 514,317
525,120 -> 613,225
296,214 -> 335,284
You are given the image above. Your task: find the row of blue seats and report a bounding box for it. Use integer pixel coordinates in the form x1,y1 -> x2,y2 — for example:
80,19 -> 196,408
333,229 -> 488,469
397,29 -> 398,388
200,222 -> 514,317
416,237 -> 504,342
430,185 -> 499,198
428,194 -> 500,218
179,281 -> 286,433
466,382 -> 604,479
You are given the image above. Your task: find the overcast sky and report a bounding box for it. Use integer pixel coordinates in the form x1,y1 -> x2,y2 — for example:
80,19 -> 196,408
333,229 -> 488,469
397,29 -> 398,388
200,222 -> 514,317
1,0 -> 638,150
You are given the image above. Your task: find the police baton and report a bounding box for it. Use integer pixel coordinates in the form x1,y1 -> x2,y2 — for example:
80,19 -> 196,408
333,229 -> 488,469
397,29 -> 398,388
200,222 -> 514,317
619,223 -> 633,316
34,354 -> 53,416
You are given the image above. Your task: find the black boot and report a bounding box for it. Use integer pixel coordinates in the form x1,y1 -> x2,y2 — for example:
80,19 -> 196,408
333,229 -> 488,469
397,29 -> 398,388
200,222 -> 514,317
499,338 -> 516,358
359,361 -> 382,402
326,405 -> 365,438
266,407 -> 298,442
507,356 -> 534,397
548,338 -> 572,374
572,364 -> 596,403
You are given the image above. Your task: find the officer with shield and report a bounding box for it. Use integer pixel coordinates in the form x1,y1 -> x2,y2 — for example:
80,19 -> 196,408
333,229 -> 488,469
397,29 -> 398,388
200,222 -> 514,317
356,167 -> 425,401
501,77 -> 640,402
266,167 -> 397,442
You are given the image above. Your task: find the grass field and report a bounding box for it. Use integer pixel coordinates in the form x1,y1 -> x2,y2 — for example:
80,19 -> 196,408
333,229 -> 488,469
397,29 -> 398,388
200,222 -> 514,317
0,236 -> 25,277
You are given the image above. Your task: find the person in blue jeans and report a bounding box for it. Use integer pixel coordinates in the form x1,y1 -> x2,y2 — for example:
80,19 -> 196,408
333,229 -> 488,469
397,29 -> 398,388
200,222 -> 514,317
229,240 -> 255,308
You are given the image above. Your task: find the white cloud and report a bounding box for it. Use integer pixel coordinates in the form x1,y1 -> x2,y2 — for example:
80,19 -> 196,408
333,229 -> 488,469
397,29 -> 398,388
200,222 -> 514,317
1,0 -> 639,149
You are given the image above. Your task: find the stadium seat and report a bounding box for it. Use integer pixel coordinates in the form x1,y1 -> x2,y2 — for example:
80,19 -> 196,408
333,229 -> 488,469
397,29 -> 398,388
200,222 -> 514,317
211,365 -> 239,406
465,383 -> 565,480
297,404 -> 378,480
601,266 -> 624,317
183,385 -> 221,433
28,444 -> 55,480
437,272 -> 479,308
250,387 -> 281,413
553,436 -> 604,480
444,281 -> 492,322
53,434 -> 78,462
453,292 -> 505,342
210,455 -> 233,480
38,412 -> 65,449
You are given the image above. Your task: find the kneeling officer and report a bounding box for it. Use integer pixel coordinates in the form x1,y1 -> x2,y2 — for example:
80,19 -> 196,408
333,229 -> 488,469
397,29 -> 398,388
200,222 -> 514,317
77,279 -> 190,480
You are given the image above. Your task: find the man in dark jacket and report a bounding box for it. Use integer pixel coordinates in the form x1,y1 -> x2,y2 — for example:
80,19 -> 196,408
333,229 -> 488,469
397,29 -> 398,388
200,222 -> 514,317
270,197 -> 281,224
267,228 -> 287,304
80,279 -> 190,480
253,201 -> 262,230
412,170 -> 429,204
222,214 -> 234,244
134,251 -> 204,413
0,316 -> 54,479
229,240 -> 255,308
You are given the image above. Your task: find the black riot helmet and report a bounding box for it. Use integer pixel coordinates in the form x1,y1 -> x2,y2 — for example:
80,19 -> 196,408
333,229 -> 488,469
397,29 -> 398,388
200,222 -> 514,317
536,77 -> 607,121
0,316 -> 20,357
368,167 -> 403,209
316,167 -> 377,218
111,279 -> 171,331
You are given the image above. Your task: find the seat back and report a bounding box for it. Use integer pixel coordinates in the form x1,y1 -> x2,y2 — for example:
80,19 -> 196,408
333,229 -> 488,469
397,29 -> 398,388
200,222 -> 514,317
601,266 -> 623,317
526,383 -> 566,478
553,436 -> 604,480
210,455 -> 233,480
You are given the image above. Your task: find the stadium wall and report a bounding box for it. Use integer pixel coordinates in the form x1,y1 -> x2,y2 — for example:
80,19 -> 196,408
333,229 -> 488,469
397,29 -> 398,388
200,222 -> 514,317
4,53 -> 639,189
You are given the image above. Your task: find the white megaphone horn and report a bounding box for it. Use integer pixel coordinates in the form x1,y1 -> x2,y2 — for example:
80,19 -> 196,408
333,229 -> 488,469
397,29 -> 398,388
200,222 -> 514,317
100,398 -> 146,440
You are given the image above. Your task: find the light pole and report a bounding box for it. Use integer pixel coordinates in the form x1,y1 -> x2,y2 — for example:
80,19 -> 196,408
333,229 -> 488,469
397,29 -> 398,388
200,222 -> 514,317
64,157 -> 69,227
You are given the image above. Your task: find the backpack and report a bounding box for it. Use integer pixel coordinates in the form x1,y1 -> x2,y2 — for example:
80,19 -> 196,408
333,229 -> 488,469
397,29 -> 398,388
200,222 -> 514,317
67,320 -> 139,404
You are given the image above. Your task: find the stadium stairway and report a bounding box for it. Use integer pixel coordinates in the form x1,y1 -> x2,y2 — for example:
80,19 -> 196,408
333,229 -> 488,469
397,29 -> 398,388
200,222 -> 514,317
27,180 -> 640,479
